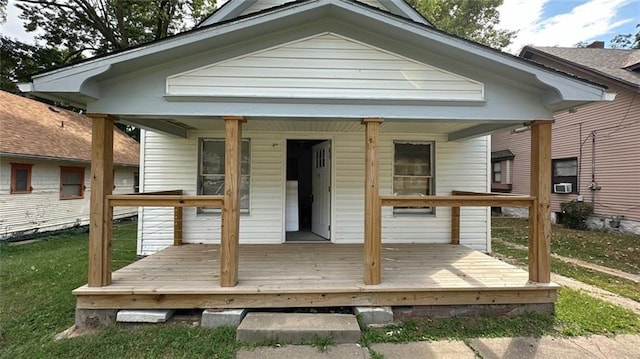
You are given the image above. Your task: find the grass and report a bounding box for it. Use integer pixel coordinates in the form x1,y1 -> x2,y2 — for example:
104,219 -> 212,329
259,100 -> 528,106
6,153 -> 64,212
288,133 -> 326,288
492,238 -> 640,302
492,217 -> 640,274
0,222 -> 236,359
1,221 -> 639,358
362,287 -> 640,344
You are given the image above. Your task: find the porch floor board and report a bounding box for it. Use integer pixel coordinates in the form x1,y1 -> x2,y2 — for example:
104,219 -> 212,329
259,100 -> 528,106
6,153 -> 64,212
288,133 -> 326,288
74,244 -> 558,309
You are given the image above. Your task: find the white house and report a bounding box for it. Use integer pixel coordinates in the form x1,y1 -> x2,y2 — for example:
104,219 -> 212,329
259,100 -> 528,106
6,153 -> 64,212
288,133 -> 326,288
0,91 -> 140,240
19,0 -> 612,320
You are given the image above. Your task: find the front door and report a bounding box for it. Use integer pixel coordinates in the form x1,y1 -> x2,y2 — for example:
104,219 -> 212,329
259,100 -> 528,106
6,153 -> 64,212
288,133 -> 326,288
311,141 -> 331,239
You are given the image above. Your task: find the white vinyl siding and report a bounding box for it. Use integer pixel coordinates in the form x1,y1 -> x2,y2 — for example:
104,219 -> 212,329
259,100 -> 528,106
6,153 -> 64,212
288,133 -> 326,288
138,122 -> 489,254
239,0 -> 386,16
0,157 -> 137,240
166,33 -> 484,101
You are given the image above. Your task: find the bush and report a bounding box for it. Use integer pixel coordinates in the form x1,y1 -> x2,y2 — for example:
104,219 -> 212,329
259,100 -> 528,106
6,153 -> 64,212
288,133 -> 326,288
560,201 -> 593,230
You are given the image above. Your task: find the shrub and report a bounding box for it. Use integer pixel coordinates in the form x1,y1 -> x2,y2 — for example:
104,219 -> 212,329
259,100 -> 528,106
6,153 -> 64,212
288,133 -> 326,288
560,201 -> 594,230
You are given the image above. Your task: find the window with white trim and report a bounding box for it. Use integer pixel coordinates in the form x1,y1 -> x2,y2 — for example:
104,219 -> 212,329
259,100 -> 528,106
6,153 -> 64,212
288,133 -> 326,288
198,138 -> 251,213
393,141 -> 434,214
552,157 -> 578,194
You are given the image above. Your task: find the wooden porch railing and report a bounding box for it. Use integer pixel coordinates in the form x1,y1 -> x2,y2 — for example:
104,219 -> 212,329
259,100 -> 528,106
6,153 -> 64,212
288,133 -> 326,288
371,191 -> 539,285
99,190 -> 224,284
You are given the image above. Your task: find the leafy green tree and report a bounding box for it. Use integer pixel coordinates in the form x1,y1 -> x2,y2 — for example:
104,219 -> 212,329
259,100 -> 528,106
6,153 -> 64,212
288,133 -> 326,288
407,0 -> 515,50
0,0 -> 7,23
609,23 -> 639,49
15,0 -> 216,58
0,36 -> 69,92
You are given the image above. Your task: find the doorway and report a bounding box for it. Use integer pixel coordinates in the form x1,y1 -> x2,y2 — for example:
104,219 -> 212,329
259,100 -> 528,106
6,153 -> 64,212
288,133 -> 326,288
285,139 -> 331,242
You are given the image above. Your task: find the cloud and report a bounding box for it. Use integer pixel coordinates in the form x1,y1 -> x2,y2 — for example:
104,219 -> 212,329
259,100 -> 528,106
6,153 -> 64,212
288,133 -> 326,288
499,0 -> 636,53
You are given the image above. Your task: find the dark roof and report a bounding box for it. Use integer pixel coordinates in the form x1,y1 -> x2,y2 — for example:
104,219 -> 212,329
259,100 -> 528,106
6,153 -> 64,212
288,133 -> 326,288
0,91 -> 139,166
491,149 -> 515,161
521,47 -> 640,88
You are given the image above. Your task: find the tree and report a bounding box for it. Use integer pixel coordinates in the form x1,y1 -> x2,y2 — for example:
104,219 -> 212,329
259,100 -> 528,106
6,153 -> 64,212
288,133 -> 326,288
0,36 -> 69,92
0,0 -> 7,23
15,0 -> 216,58
407,0 -> 515,50
609,23 -> 639,49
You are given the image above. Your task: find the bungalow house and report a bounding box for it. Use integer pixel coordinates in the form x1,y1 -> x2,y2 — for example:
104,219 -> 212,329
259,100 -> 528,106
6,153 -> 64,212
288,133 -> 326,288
0,91 -> 140,240
19,0 -> 612,325
492,43 -> 640,234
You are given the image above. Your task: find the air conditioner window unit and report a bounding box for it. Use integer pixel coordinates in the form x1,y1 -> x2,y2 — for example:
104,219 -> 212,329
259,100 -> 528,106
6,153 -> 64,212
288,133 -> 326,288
553,183 -> 572,194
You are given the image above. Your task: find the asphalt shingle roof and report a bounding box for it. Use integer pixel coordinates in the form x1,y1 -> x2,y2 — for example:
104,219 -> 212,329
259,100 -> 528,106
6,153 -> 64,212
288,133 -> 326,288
0,91 -> 139,166
527,47 -> 640,88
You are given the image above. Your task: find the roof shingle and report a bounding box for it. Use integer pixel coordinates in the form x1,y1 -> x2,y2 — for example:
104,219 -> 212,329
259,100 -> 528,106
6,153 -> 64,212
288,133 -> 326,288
0,91 -> 139,166
525,47 -> 640,88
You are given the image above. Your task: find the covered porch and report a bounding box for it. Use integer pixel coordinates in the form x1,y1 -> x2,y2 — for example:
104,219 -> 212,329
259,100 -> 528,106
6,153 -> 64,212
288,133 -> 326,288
79,115 -> 556,311
74,242 -> 558,310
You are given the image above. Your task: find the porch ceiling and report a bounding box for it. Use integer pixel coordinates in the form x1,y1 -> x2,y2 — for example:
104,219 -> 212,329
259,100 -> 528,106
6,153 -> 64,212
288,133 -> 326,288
122,117 -> 524,140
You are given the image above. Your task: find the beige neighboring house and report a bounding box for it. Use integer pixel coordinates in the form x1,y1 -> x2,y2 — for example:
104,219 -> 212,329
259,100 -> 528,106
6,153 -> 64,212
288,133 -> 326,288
0,90 -> 140,240
492,42 -> 640,234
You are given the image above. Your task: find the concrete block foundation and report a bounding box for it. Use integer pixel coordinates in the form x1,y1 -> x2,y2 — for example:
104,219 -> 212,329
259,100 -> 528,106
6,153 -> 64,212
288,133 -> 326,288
201,308 -> 247,328
116,309 -> 174,323
393,303 -> 555,320
75,309 -> 118,329
354,306 -> 393,326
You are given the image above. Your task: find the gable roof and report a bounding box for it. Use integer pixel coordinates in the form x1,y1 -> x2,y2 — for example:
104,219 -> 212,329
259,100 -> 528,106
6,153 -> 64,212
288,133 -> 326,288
19,0 -> 610,117
0,91 -> 139,166
521,46 -> 640,89
199,0 -> 431,27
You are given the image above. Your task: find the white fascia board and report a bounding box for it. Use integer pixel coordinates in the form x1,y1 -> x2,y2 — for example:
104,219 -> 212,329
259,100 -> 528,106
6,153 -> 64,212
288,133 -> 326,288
199,0 -> 257,26
198,0 -> 430,27
27,0 -> 606,108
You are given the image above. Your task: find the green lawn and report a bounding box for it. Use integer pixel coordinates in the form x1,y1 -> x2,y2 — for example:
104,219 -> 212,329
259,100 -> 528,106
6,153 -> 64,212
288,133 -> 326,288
1,222 -> 639,358
492,217 -> 640,274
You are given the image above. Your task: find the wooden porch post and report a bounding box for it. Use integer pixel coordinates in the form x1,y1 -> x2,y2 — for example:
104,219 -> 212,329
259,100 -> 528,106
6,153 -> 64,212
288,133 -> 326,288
528,120 -> 553,283
220,116 -> 245,287
87,113 -> 115,287
362,118 -> 383,285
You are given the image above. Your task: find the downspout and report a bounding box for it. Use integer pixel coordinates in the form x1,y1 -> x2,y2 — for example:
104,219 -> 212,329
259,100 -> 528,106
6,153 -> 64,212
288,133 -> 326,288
591,131 -> 597,206
577,123 -> 582,197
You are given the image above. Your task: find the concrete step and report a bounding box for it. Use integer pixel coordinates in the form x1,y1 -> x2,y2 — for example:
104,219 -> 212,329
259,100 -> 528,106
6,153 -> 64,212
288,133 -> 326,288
236,313 -> 361,344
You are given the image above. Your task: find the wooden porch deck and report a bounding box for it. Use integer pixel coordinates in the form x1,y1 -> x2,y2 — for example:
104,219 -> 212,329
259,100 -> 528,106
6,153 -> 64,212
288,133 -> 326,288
74,244 -> 558,309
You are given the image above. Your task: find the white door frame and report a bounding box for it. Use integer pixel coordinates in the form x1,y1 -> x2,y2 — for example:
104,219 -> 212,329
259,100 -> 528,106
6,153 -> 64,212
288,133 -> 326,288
281,134 -> 335,243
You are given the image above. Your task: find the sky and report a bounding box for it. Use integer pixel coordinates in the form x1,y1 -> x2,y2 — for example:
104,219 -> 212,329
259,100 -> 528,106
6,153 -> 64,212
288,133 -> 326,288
1,0 -> 639,54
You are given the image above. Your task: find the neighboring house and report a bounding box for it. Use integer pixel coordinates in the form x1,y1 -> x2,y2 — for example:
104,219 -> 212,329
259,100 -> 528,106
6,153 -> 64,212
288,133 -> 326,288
492,42 -> 640,234
0,91 -> 140,240
20,0 -> 610,322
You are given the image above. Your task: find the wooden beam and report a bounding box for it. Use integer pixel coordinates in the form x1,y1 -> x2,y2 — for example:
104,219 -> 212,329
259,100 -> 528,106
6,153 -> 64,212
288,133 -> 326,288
75,288 -> 558,309
87,113 -> 116,287
362,118 -> 383,285
529,120 -> 553,283
451,207 -> 460,244
220,116 -> 245,287
380,195 -> 535,208
107,195 -> 224,207
174,206 -> 183,246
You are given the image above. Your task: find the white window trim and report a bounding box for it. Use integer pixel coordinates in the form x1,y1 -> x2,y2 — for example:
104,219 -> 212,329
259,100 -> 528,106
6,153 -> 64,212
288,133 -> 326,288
197,137 -> 252,215
392,140 -> 435,216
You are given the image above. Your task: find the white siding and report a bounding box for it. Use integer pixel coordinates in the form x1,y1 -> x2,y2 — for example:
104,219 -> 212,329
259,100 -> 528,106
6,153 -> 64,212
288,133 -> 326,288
166,33 -> 484,101
139,122 -> 489,254
239,0 -> 386,16
0,156 -> 137,240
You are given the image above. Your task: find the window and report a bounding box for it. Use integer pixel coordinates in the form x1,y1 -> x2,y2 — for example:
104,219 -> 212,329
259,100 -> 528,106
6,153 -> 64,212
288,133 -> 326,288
133,172 -> 140,193
198,138 -> 251,213
393,142 -> 434,214
552,158 -> 578,194
60,167 -> 85,199
492,161 -> 502,183
11,163 -> 32,194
